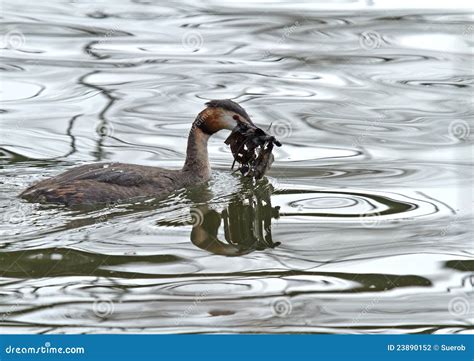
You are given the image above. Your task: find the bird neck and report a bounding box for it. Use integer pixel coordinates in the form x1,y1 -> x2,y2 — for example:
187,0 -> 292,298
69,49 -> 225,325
182,125 -> 211,180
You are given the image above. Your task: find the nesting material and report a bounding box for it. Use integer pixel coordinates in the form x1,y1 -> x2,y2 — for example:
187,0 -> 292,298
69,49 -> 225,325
225,122 -> 281,180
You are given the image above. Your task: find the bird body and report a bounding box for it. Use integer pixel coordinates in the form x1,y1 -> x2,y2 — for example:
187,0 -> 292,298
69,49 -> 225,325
20,100 -> 260,206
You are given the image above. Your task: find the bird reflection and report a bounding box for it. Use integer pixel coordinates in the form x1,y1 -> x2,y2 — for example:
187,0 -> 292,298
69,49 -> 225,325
187,180 -> 281,256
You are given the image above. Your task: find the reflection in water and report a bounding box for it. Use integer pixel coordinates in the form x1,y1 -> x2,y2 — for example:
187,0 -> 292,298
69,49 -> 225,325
190,180 -> 281,256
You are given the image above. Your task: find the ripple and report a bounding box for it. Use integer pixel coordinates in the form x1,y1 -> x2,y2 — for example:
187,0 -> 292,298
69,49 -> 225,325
293,196 -> 358,210
0,3 -> 471,334
273,188 -> 447,223
0,80 -> 44,101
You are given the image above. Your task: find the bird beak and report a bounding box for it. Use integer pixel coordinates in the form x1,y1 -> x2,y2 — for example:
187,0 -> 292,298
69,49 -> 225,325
235,116 -> 257,131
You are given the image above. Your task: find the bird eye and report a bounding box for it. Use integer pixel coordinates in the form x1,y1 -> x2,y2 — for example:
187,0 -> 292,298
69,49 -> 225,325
233,115 -> 240,121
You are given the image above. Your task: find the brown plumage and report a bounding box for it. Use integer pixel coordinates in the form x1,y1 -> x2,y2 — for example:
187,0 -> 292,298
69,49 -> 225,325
21,163 -> 185,206
20,99 -> 280,206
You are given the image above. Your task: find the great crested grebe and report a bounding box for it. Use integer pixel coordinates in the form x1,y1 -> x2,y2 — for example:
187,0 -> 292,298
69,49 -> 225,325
20,99 -> 264,206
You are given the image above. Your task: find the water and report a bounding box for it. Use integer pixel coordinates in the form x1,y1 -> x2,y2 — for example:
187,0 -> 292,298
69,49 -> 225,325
0,0 -> 473,333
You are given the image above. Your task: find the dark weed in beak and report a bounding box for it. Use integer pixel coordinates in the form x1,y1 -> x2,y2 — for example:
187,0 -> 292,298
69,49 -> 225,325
224,122 -> 282,180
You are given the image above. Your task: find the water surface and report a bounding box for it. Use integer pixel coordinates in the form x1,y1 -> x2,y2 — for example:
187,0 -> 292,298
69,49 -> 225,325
0,0 -> 473,333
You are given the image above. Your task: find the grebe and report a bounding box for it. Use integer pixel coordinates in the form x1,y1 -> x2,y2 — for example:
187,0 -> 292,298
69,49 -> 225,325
20,100 -> 264,206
